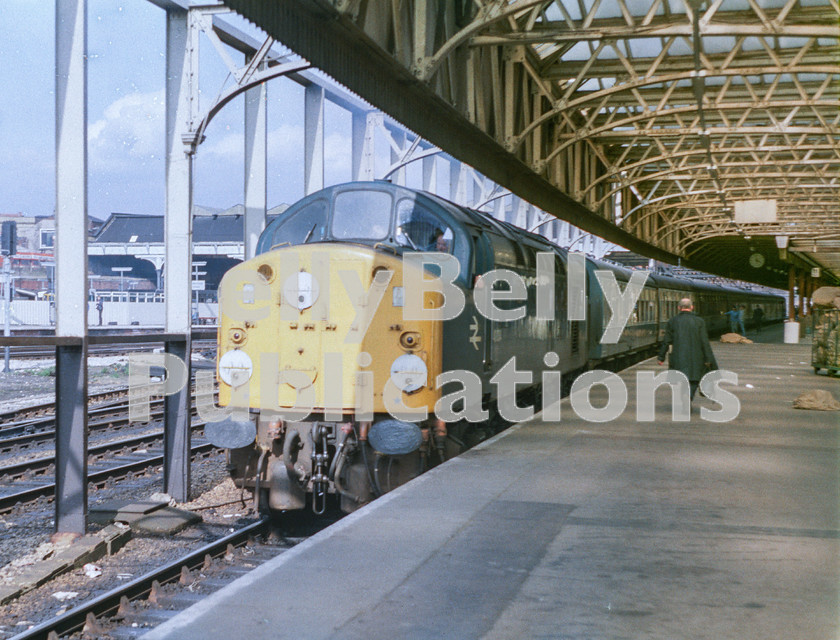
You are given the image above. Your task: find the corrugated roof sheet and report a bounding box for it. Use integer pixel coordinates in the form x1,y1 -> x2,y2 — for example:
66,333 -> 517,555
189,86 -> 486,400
93,208 -> 285,244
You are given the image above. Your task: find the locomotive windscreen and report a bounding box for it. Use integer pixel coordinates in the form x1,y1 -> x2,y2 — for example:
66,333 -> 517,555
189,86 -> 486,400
265,198 -> 328,251
332,190 -> 392,240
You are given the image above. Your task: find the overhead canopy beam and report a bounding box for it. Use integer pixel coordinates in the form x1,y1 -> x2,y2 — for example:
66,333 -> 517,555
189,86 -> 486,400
217,0 -> 839,288
220,0 -> 679,262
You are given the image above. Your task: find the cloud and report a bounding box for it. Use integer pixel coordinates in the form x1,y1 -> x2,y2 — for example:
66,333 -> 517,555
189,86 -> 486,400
201,124 -> 352,190
86,90 -> 355,215
88,89 -> 165,169
202,122 -> 306,163
323,131 -> 352,183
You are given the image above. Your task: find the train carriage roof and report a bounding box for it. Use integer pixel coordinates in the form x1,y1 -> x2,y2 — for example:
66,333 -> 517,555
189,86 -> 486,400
262,182 -> 786,302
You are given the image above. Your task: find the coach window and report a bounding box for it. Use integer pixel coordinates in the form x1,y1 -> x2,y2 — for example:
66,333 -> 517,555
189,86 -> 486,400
269,199 -> 328,250
557,260 -> 568,337
332,189 -> 392,240
487,233 -> 519,268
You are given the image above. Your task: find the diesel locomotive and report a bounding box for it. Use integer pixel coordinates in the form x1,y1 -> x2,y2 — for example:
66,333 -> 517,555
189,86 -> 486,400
210,181 -> 785,514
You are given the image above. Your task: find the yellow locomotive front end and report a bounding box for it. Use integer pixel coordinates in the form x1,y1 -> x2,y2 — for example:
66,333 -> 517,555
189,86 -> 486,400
213,243 -> 443,513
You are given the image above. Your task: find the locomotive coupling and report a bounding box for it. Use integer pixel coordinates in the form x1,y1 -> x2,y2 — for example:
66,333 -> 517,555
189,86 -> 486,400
310,424 -> 331,515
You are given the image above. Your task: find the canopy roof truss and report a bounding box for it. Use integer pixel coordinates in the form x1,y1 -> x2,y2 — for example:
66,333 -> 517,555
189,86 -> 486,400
223,0 -> 840,288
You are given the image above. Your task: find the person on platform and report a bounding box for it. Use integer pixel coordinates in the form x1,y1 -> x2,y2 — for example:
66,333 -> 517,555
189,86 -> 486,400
737,304 -> 747,335
724,305 -> 739,333
752,305 -> 764,335
658,297 -> 717,403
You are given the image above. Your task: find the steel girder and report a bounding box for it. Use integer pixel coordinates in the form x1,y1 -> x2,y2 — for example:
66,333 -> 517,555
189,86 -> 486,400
221,0 -> 840,288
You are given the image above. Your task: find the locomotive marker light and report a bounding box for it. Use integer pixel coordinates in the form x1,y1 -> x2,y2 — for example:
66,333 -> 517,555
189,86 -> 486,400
282,270 -> 319,310
390,353 -> 428,393
217,349 -> 253,387
340,267 -> 394,344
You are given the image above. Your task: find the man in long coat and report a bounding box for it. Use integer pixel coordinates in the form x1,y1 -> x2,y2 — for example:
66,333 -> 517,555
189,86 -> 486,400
657,297 -> 718,401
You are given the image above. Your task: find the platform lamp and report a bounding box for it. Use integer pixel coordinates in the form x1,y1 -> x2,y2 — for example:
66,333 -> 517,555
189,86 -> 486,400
775,235 -> 789,261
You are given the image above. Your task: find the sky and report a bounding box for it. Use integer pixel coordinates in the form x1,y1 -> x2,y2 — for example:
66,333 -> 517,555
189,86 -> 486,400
0,0 -> 614,259
0,0 -> 358,221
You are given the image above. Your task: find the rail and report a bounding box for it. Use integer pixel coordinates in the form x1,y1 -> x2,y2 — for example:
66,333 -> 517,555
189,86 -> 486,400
8,519 -> 271,640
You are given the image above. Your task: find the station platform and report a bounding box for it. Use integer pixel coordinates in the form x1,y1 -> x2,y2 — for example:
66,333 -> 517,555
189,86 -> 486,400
145,324 -> 840,640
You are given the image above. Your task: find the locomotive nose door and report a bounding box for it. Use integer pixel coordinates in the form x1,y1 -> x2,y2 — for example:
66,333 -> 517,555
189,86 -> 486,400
278,268 -> 322,398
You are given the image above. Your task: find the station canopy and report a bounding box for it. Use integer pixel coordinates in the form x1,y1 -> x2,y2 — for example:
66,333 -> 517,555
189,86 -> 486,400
222,0 -> 840,289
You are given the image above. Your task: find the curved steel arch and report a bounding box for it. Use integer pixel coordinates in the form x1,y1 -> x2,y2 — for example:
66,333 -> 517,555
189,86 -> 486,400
515,68 -> 838,156
221,0 -> 840,288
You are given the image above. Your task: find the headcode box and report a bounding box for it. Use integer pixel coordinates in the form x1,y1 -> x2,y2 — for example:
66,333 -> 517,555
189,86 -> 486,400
734,199 -> 777,224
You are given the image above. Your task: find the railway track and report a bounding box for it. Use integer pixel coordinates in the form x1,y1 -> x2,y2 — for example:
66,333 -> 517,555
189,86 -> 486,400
0,400 -> 159,454
0,436 -> 218,515
7,519 -> 276,640
5,508 -> 343,640
0,383 -> 218,453
3,340 -> 217,362
0,395 -> 219,514
0,389 -> 132,425
0,421 -> 207,482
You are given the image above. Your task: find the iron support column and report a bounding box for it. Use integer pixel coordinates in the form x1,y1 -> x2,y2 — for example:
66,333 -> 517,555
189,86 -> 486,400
351,111 -> 365,181
798,269 -> 806,318
805,273 -> 813,315
164,7 -> 194,502
351,112 -> 376,181
450,160 -> 465,205
4,258 -> 11,373
390,129 -> 406,186
422,154 -> 436,192
244,64 -> 267,260
55,0 -> 89,534
304,83 -> 324,195
788,266 -> 796,321
164,337 -> 190,499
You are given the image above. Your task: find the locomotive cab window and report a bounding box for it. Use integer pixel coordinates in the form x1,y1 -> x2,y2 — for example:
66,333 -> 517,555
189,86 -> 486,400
332,189 -> 392,240
394,197 -> 471,284
395,199 -> 453,253
266,198 -> 328,251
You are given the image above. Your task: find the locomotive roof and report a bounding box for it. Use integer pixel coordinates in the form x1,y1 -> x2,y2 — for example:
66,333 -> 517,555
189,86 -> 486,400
278,182 -> 784,302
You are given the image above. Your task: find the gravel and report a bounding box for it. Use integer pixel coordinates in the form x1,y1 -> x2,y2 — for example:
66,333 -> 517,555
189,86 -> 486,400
0,453 -> 259,637
0,361 -> 130,414
0,356 -> 275,636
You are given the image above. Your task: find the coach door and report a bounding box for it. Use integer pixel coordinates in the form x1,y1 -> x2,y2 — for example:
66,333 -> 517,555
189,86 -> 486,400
471,231 -> 494,372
